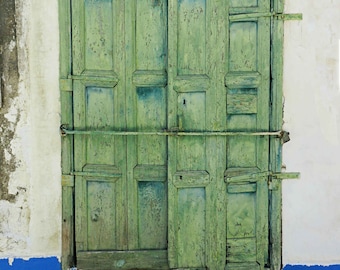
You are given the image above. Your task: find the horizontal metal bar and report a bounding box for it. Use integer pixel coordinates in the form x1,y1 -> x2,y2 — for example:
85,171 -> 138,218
272,172 -> 300,179
60,126 -> 283,137
226,171 -> 271,183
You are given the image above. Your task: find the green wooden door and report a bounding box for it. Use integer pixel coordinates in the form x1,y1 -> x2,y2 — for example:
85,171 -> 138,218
69,0 -> 274,269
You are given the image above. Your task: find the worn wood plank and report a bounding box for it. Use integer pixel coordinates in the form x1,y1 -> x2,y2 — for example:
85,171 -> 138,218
269,1 -> 286,269
77,250 -> 169,270
226,0 -> 271,268
59,0 -> 74,269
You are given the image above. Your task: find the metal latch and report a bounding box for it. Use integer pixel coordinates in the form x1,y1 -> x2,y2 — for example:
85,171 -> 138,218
268,172 -> 300,190
229,12 -> 303,21
225,171 -> 300,186
274,13 -> 303,21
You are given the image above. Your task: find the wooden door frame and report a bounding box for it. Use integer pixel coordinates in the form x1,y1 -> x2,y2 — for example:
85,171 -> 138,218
58,0 -> 286,269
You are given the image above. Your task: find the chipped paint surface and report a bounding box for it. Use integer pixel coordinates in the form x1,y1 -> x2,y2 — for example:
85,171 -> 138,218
0,0 -> 20,202
0,0 -> 339,268
283,0 -> 340,266
0,0 -> 61,258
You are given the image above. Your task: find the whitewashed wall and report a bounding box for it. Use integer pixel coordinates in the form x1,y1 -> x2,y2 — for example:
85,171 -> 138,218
283,0 -> 340,266
0,0 -> 339,268
0,0 -> 61,260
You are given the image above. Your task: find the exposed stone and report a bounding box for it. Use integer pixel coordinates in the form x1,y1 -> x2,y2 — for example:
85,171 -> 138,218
0,0 -> 20,202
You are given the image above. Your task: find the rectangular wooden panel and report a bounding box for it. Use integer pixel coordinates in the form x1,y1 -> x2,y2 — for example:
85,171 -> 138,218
227,89 -> 258,115
227,238 -> 257,262
177,92 -> 206,171
136,87 -> 167,165
85,86 -> 115,165
87,180 -> 117,250
177,188 -> 206,268
225,262 -> 260,270
227,190 -> 256,240
229,21 -> 258,72
84,0 -> 114,72
138,181 -> 167,249
229,0 -> 269,14
177,0 -> 207,75
135,0 -> 167,71
77,250 -> 168,270
227,115 -> 257,168
226,179 -> 269,268
230,0 -> 258,8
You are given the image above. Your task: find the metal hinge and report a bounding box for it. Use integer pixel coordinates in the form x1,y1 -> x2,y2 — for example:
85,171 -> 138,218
62,175 -> 74,187
60,78 -> 73,92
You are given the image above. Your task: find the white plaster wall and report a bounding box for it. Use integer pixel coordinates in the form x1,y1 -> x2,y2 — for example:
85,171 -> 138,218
283,0 -> 340,265
0,0 -> 61,258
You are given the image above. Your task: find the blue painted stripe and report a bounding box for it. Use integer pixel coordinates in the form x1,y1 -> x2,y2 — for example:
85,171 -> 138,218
284,265 -> 340,270
0,257 -> 60,270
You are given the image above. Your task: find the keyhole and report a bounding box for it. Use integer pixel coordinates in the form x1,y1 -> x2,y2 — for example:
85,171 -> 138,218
183,99 -> 186,105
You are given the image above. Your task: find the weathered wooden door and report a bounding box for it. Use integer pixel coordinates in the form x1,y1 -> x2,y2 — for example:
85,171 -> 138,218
63,0 -> 279,269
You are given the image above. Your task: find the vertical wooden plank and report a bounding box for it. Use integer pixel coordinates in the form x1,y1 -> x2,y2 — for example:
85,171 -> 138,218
125,0 -> 139,250
225,0 -> 271,268
59,0 -> 74,269
114,0 -> 128,251
126,0 -> 169,252
205,1 -> 227,269
71,0 -> 85,75
169,1 -> 227,269
270,0 -> 285,269
167,0 -> 178,267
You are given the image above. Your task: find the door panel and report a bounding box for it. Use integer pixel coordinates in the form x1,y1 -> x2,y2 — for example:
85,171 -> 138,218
125,0 -> 169,255
225,0 -> 271,268
70,0 -> 273,269
167,0 -> 226,269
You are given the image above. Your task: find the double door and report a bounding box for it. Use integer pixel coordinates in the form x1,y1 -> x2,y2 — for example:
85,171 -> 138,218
70,0 -> 272,269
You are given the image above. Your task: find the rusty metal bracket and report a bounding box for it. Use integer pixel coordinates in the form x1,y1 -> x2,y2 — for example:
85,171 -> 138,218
280,130 -> 291,144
